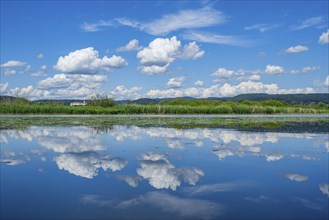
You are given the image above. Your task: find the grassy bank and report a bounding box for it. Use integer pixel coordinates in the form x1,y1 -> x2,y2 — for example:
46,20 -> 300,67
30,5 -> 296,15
0,102 -> 328,115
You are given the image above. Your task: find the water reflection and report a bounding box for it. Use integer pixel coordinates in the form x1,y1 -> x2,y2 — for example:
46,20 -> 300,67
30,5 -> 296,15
55,152 -> 127,179
81,191 -> 224,220
137,152 -> 204,190
319,184 -> 329,197
1,125 -> 328,219
284,173 -> 309,182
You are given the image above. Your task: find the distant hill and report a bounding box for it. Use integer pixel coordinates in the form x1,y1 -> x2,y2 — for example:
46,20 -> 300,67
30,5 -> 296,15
34,99 -> 87,105
127,93 -> 329,105
0,95 -> 18,102
1,93 -> 328,105
208,93 -> 329,105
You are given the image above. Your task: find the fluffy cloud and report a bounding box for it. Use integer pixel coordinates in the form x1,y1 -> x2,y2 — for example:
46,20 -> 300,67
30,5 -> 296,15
284,173 -> 309,182
137,36 -> 204,74
212,68 -> 261,82
166,77 -> 185,88
265,153 -> 283,162
37,54 -> 44,59
194,80 -> 204,86
182,31 -> 254,46
34,127 -> 106,153
54,47 -> 127,74
0,60 -> 26,68
0,82 -> 9,93
237,74 -> 261,81
137,152 -> 204,190
116,39 -> 142,52
55,153 -> 127,179
145,81 -> 314,99
117,175 -> 141,187
284,45 -> 309,53
292,16 -> 325,30
180,42 -> 205,59
80,20 -> 113,32
244,23 -> 280,32
8,74 -> 107,100
319,29 -> 329,44
212,68 -> 234,79
265,65 -> 284,75
116,7 -> 225,35
109,85 -> 142,100
1,60 -> 31,75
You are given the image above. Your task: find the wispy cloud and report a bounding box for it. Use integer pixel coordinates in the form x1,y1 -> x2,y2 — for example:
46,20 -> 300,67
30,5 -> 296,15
116,7 -> 226,35
244,23 -> 280,32
291,16 -> 325,30
80,20 -> 114,32
182,31 -> 254,46
183,180 -> 255,196
82,192 -> 224,219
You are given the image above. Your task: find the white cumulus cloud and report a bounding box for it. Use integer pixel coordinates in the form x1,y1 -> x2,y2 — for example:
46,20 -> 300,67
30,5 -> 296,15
284,45 -> 309,53
212,68 -> 234,79
0,60 -> 26,68
8,74 -> 107,100
194,80 -> 204,86
318,29 -> 329,44
137,152 -> 204,190
116,39 -> 142,52
110,85 -> 142,100
265,65 -> 285,75
55,153 -> 127,179
54,47 -> 127,74
166,77 -> 185,88
137,36 -> 204,74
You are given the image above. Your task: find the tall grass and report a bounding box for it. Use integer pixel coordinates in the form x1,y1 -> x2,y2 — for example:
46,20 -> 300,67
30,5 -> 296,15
0,102 -> 328,114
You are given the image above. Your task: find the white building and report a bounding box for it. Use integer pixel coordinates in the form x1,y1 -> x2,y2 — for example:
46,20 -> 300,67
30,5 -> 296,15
70,101 -> 87,106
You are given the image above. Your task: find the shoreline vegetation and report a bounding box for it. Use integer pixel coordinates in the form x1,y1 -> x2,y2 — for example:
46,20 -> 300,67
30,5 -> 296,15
0,115 -> 328,132
1,97 -> 329,115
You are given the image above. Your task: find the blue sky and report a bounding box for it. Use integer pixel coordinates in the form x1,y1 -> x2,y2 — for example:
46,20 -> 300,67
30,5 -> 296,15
0,0 -> 328,100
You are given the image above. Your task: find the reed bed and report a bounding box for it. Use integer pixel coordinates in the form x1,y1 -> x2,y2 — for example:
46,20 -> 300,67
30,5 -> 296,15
0,102 -> 328,114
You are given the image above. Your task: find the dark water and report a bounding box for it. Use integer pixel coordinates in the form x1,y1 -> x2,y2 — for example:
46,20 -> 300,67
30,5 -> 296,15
1,125 -> 328,219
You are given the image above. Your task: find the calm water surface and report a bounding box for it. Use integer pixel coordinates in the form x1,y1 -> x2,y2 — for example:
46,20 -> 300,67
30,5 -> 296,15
1,125 -> 328,219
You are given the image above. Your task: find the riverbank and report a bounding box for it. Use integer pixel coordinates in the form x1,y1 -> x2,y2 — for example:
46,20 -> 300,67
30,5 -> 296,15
1,102 -> 328,115
1,115 -> 328,131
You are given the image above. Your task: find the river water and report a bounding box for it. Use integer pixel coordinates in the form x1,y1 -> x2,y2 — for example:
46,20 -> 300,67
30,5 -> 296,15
1,124 -> 328,219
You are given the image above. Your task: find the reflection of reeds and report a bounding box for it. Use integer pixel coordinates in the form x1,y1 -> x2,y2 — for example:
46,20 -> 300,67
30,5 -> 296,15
0,102 -> 328,115
0,115 -> 328,132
